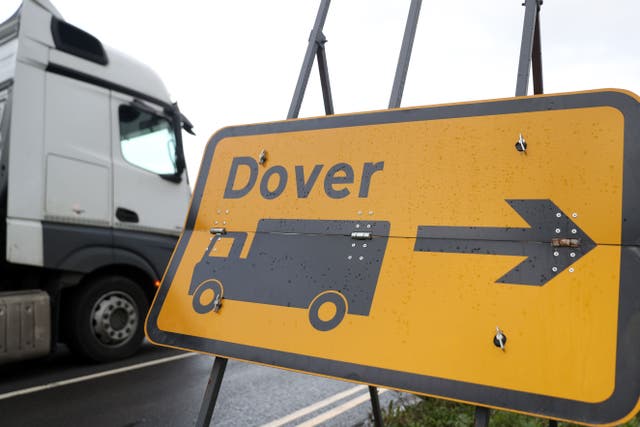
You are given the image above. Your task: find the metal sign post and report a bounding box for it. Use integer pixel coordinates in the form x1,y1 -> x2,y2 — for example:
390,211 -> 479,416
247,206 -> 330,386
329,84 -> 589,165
389,0 -> 422,109
195,357 -> 228,427
474,407 -> 490,427
287,0 -> 333,119
516,0 -> 543,96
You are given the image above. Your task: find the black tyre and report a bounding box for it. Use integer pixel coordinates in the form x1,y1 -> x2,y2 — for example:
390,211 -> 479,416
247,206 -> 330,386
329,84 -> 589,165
66,275 -> 148,363
192,279 -> 223,314
308,291 -> 347,331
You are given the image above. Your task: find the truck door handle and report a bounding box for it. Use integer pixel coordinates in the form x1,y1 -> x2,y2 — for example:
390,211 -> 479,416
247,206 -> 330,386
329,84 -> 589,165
116,207 -> 139,223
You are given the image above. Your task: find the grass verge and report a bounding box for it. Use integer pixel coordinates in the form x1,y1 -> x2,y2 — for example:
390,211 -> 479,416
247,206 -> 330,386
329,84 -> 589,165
381,396 -> 640,427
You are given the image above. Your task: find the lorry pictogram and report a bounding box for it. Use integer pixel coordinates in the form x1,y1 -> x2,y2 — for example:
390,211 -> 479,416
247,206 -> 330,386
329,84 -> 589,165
188,219 -> 390,331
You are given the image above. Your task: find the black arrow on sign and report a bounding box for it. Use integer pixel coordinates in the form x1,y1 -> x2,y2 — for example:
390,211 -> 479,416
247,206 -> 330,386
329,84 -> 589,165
413,200 -> 597,286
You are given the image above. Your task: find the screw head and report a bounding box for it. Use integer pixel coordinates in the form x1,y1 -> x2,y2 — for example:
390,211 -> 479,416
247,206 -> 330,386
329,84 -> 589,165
515,134 -> 527,152
493,329 -> 507,349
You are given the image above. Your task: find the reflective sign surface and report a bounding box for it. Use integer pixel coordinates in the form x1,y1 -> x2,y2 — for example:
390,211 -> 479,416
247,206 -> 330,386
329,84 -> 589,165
147,90 -> 640,425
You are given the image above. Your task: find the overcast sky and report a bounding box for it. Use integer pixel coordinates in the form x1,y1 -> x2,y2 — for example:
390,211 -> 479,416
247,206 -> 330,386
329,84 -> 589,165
1,1 -> 639,179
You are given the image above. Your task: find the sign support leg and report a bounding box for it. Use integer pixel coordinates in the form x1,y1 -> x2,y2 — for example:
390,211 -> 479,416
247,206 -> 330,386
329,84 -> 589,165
531,9 -> 543,95
369,386 -> 384,427
315,31 -> 334,115
515,0 -> 543,96
287,0 -> 332,119
195,357 -> 229,427
388,0 -> 422,109
474,406 -> 490,427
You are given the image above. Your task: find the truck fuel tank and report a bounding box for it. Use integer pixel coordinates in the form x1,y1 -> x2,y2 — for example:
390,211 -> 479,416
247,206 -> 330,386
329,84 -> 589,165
0,290 -> 50,364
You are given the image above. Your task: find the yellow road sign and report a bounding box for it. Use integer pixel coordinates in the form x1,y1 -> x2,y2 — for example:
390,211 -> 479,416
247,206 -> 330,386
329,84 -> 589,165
146,89 -> 640,425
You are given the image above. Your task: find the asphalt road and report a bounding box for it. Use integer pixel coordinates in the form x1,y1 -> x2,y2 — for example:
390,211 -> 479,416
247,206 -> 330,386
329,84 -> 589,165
0,343 -> 417,427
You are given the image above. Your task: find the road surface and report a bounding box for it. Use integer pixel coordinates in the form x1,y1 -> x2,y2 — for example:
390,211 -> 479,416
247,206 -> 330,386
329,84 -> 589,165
0,343 -> 417,426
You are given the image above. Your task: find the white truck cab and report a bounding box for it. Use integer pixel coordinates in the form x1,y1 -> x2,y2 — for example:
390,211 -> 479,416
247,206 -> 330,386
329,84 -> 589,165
0,0 -> 192,363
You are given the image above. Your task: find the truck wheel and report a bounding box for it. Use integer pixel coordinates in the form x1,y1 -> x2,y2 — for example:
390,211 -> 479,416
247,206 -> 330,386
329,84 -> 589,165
192,279 -> 223,314
66,275 -> 148,362
308,291 -> 347,331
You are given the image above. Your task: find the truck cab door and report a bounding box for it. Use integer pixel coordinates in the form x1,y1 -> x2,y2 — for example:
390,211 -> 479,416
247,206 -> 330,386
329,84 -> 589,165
110,93 -> 190,237
43,73 -> 112,227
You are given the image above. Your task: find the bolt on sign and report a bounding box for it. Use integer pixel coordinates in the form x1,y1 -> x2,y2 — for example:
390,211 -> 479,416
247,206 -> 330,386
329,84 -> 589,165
146,89 -> 640,426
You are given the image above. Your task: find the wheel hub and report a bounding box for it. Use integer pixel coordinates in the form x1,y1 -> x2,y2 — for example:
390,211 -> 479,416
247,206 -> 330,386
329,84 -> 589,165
91,291 -> 138,347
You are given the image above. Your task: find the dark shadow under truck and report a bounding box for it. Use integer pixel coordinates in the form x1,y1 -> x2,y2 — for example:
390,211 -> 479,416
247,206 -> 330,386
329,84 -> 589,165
188,219 -> 390,331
